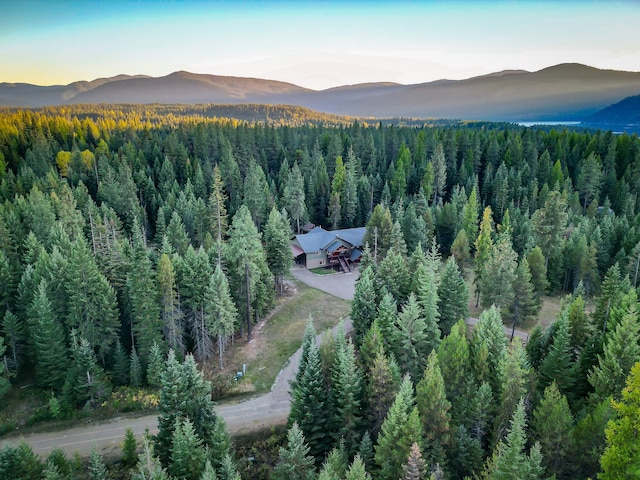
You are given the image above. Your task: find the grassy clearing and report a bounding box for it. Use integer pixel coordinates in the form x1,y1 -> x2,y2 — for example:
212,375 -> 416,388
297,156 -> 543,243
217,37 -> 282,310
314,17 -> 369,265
210,279 -> 351,395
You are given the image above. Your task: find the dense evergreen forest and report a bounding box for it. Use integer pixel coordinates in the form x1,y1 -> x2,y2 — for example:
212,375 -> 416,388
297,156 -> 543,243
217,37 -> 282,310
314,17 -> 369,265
1,104 -> 640,479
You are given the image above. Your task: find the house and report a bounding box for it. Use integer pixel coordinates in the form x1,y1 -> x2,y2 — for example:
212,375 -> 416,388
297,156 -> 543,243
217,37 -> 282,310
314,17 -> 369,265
292,226 -> 366,271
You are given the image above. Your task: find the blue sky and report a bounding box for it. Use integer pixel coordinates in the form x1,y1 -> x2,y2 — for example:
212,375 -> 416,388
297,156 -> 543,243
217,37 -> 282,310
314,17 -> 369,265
1,0 -> 639,90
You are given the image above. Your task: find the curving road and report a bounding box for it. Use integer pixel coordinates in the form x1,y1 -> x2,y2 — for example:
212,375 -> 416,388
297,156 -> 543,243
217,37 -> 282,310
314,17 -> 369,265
1,268 -> 353,458
2,266 -> 527,457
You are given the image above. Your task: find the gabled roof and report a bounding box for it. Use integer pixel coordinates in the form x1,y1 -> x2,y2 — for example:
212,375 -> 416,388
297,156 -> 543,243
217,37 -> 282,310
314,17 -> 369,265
294,226 -> 366,254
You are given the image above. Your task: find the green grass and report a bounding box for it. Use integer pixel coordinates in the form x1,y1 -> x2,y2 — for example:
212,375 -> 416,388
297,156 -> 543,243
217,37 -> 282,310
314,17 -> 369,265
216,280 -> 351,395
308,267 -> 337,275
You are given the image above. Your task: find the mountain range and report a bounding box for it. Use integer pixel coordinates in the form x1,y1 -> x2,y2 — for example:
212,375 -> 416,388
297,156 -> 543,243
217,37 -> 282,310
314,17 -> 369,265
2,64 -> 640,122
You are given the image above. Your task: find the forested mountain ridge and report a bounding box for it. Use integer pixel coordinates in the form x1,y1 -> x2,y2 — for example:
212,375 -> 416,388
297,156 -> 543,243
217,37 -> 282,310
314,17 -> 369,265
1,104 -> 640,478
585,94 -> 640,126
2,63 -> 640,121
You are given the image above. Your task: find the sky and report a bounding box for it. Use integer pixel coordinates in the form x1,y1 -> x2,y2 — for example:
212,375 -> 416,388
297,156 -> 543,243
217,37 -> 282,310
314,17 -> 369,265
1,0 -> 639,90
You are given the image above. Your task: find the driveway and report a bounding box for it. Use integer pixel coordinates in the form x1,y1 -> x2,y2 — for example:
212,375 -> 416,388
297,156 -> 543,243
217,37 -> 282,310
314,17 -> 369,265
290,265 -> 359,300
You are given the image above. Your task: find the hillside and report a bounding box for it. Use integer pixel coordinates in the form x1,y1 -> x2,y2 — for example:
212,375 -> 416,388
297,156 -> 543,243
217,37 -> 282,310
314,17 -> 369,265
2,64 -> 640,121
585,94 -> 640,126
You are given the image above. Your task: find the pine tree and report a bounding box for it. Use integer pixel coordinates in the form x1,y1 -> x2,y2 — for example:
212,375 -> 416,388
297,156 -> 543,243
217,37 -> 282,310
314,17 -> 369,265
293,317 -> 317,390
415,263 -> 441,346
437,257 -> 469,336
375,374 -> 423,480
42,463 -> 65,480
218,453 -> 241,480
318,442 -> 348,480
0,336 -> 9,399
157,253 -> 184,355
570,398 -> 613,479
167,211 -> 191,256
205,265 -> 238,370
122,427 -> 139,467
577,152 -> 603,208
364,204 -> 393,261
346,455 -> 371,480
200,460 -> 218,480
526,246 -> 549,300
474,206 -> 494,307
393,293 -> 434,382
360,321 -> 384,371
272,422 -> 317,480
532,382 -> 574,479
88,447 -> 110,480
487,398 -> 544,480
358,432 -> 375,473
155,352 -> 219,465
285,162 -> 307,234
351,265 -> 377,348
531,190 -> 568,270
538,316 -> 575,398
224,204 -> 273,341
208,165 -> 229,267
146,342 -> 164,387
30,280 -> 68,390
415,351 -> 451,469
65,238 -> 119,363
470,306 -> 507,403
599,361 -> 640,479
366,349 -> 401,438
169,417 -> 208,480
450,228 -> 471,271
376,247 -> 409,304
436,320 -> 470,423
2,310 -> 24,371
592,263 -> 630,335
478,231 -> 517,309
331,339 -> 363,455
505,258 -> 539,341
243,161 -> 271,229
180,246 -> 214,362
375,290 -> 398,354
67,333 -> 111,408
111,339 -> 130,386
431,143 -> 447,205
448,424 -> 484,479
288,339 -> 331,461
127,218 -> 162,362
131,438 -> 170,480
402,442 -> 427,480
0,441 -> 44,480
208,417 -> 232,472
130,346 -> 143,387
493,340 -> 532,447
589,302 -> 640,404
264,207 -> 293,296
566,294 -> 591,353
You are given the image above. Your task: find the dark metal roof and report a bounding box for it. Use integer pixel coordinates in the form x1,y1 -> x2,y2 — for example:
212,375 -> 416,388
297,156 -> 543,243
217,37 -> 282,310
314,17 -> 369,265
293,227 -> 366,254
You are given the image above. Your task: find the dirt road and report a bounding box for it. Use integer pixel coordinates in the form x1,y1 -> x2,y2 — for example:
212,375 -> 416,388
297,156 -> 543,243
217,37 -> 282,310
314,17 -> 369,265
3,266 -> 527,457
1,269 -> 352,458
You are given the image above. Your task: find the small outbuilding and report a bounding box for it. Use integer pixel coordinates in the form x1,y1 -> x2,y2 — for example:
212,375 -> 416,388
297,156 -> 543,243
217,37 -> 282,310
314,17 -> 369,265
291,226 -> 366,272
